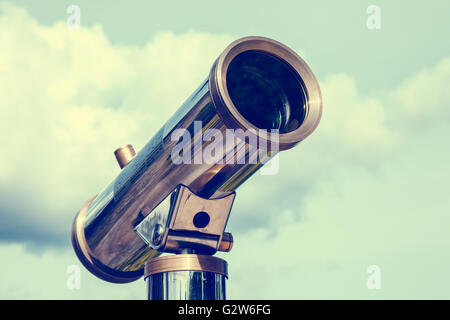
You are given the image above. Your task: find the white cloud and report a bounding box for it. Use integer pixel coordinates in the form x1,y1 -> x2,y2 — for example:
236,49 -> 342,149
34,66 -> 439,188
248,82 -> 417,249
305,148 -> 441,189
0,243 -> 145,299
224,58 -> 450,298
0,3 -> 233,244
228,72 -> 401,231
390,57 -> 450,129
224,127 -> 450,299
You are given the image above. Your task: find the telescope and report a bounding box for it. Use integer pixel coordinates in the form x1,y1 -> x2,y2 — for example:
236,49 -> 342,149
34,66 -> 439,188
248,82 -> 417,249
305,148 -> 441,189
71,36 -> 322,299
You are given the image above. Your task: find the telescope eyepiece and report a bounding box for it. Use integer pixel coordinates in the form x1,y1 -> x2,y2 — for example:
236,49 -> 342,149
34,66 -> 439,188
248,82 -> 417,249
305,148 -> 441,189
226,50 -> 307,134
210,36 -> 322,150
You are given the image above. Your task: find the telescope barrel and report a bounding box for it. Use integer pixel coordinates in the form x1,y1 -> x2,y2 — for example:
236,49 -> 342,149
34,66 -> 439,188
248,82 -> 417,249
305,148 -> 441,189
72,36 -> 322,283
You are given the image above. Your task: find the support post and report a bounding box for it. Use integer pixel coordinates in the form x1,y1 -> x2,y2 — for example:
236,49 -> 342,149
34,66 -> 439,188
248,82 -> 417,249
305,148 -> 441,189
144,254 -> 228,300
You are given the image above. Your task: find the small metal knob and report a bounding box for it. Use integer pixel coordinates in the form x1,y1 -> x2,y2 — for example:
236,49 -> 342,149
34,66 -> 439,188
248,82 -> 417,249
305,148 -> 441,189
114,144 -> 136,169
218,232 -> 233,252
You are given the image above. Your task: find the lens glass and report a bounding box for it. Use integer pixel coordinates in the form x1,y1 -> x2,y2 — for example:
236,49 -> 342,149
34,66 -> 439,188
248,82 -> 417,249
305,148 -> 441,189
226,50 -> 306,133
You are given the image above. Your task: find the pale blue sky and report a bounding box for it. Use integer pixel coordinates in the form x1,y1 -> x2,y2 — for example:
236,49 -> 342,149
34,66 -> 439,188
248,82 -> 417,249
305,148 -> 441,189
11,0 -> 450,93
0,1 -> 449,299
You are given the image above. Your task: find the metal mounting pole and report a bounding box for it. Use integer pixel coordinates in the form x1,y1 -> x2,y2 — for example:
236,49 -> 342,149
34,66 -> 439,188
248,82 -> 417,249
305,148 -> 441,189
144,254 -> 228,300
134,185 -> 234,300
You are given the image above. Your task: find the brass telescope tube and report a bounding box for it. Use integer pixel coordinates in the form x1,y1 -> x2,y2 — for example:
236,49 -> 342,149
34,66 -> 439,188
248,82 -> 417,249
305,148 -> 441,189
72,36 -> 322,283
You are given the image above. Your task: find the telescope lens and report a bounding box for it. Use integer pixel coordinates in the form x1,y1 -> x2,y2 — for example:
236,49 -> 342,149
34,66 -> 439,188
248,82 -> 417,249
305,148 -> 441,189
226,50 -> 306,133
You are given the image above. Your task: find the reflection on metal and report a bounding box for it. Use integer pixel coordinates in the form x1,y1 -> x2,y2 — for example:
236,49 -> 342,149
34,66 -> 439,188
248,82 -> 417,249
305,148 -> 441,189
114,144 -> 136,169
134,185 -> 235,254
147,271 -> 226,300
71,195 -> 144,283
145,254 -> 227,300
71,36 -> 323,286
